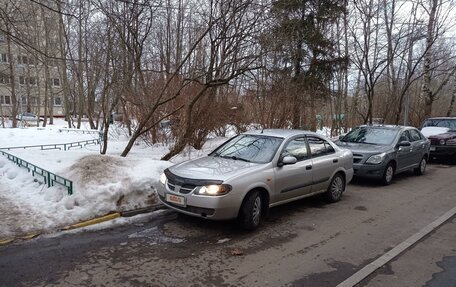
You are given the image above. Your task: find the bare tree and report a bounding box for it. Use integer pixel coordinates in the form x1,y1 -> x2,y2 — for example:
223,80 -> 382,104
420,0 -> 455,118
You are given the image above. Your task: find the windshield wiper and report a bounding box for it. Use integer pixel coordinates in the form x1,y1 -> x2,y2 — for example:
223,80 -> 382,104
219,155 -> 251,162
359,142 -> 378,145
232,156 -> 251,162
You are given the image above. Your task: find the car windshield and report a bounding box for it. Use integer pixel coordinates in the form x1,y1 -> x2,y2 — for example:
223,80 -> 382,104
422,119 -> 456,131
340,127 -> 398,145
211,134 -> 283,163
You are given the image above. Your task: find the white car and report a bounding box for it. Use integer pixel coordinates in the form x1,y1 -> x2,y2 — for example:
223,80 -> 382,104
157,129 -> 354,230
16,112 -> 43,122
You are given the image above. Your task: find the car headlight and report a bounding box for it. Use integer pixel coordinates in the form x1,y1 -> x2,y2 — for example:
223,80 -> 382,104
439,139 -> 446,145
194,184 -> 232,196
366,153 -> 386,164
159,173 -> 167,185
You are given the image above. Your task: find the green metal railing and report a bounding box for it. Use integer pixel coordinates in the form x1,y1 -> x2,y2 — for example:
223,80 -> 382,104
0,138 -> 101,151
0,150 -> 73,195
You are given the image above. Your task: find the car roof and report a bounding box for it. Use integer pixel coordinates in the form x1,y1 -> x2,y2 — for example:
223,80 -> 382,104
243,129 -> 320,138
423,117 -> 456,120
355,124 -> 417,130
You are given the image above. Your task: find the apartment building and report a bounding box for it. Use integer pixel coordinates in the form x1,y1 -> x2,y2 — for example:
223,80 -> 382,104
0,1 -> 64,120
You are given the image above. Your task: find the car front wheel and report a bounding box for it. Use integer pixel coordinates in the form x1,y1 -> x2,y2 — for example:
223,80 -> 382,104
238,190 -> 262,231
381,162 -> 395,185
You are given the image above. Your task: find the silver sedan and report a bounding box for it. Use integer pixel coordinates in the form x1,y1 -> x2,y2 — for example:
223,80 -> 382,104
157,129 -> 354,230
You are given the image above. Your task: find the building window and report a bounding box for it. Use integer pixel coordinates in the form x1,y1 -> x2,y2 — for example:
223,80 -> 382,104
17,55 -> 28,65
52,78 -> 60,87
29,77 -> 37,86
0,96 -> 11,105
54,97 -> 62,106
0,73 -> 10,84
0,53 -> 8,63
19,76 -> 26,85
1,95 -> 12,105
0,32 -> 5,42
21,96 -> 27,105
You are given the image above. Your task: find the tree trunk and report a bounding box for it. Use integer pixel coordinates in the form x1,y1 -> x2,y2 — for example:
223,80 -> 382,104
6,27 -> 18,128
421,0 -> 438,119
447,78 -> 456,117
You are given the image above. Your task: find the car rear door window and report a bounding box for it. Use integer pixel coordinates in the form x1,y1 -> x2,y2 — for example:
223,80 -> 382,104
307,136 -> 334,158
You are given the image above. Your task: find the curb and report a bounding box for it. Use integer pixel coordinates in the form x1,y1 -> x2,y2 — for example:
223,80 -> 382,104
62,212 -> 121,230
336,206 -> 456,287
0,203 -> 167,247
0,232 -> 41,247
120,203 -> 166,217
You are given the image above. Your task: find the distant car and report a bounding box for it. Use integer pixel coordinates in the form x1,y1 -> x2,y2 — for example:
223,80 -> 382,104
16,112 -> 43,122
420,117 -> 456,162
157,129 -> 354,230
336,125 -> 430,185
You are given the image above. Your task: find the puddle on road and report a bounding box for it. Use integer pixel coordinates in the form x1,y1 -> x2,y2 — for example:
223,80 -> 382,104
425,256 -> 456,287
127,227 -> 185,245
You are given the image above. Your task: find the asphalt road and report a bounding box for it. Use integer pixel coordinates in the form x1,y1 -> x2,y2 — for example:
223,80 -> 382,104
0,163 -> 455,287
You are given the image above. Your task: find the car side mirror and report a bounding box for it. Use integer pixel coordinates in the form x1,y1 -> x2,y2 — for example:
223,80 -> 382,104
397,141 -> 411,147
279,156 -> 297,167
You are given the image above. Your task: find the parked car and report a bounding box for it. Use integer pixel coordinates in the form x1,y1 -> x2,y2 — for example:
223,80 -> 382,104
420,117 -> 456,161
157,129 -> 354,230
15,112 -> 43,122
336,125 -> 430,185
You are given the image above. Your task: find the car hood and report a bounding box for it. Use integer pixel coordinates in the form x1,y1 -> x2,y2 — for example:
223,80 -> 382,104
168,156 -> 262,181
428,132 -> 456,140
336,141 -> 390,154
421,127 -> 450,138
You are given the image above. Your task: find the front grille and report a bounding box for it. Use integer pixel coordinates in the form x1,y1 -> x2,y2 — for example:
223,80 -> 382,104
179,184 -> 196,194
430,139 -> 440,145
167,180 -> 196,194
353,153 -> 364,163
167,182 -> 175,191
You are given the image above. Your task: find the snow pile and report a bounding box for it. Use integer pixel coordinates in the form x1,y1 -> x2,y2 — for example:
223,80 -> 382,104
0,121 -> 176,238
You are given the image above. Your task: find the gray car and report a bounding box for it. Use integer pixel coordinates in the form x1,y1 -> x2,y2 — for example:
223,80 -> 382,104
336,125 -> 430,185
157,129 -> 353,230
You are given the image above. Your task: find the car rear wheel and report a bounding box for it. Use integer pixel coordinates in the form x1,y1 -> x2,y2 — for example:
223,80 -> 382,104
381,162 -> 395,185
238,190 -> 262,231
414,156 -> 427,175
324,173 -> 345,202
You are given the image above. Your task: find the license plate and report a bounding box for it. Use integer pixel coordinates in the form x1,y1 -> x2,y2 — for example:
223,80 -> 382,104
430,146 -> 436,151
166,193 -> 186,207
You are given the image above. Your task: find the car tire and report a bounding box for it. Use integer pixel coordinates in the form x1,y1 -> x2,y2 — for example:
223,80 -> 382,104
324,173 -> 345,203
381,162 -> 395,185
414,156 -> 427,175
238,190 -> 262,231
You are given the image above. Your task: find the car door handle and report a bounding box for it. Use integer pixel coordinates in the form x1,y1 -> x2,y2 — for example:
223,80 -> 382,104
306,165 -> 312,170
333,159 -> 338,163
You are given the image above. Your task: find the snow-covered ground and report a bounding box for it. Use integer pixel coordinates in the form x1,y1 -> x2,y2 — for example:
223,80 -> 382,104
0,118 -> 338,240
0,119 -> 225,239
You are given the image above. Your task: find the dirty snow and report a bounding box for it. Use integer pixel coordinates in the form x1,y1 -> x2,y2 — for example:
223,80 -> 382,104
0,119 -> 333,240
0,119 -> 222,239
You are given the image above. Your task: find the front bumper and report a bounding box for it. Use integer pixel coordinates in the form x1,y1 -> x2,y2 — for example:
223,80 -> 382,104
352,162 -> 387,179
156,183 -> 241,220
429,145 -> 456,158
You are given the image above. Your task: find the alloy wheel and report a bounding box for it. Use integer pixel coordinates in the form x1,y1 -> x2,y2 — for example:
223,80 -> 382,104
252,196 -> 262,226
